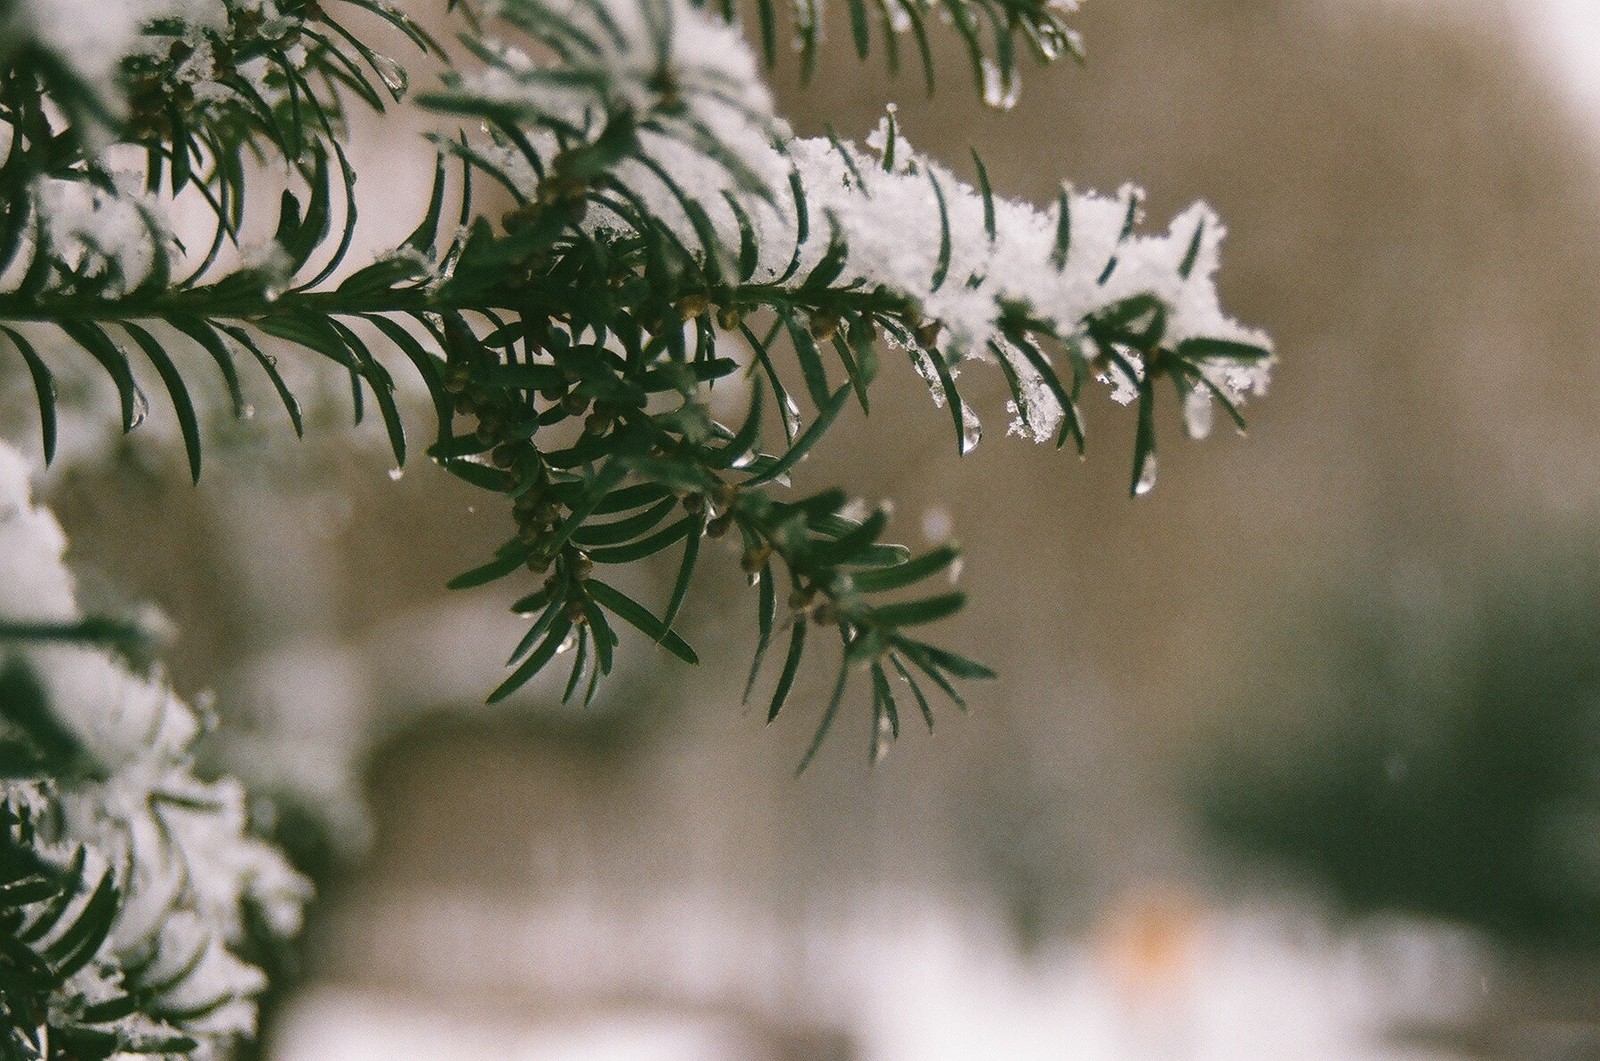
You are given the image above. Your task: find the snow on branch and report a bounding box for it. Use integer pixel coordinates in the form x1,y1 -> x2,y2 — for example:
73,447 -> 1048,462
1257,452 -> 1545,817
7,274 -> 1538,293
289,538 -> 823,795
3,0 -> 302,113
439,0 -> 1271,450
0,0 -> 1277,765
0,441 -> 309,1056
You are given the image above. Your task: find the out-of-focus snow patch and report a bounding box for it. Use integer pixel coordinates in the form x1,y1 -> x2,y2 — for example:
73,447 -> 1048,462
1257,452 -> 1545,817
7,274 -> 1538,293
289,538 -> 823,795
856,894 -> 1481,1061
1373,0 -> 1600,152
1518,0 -> 1600,127
275,991 -> 782,1061
274,887 -> 1489,1061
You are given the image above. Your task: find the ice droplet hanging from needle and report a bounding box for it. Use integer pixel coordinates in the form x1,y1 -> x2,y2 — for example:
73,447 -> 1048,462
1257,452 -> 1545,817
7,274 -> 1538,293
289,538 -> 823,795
1134,452 -> 1158,496
959,400 -> 982,455
872,709 -> 893,763
369,53 -> 407,94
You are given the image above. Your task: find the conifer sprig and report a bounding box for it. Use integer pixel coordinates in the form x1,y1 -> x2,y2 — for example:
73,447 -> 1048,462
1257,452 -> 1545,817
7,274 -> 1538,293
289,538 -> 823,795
0,0 -> 1271,770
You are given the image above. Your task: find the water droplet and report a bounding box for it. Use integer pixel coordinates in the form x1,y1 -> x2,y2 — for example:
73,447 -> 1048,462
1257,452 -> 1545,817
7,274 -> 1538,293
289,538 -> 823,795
241,403 -> 256,421
388,467 -> 404,481
1183,386 -> 1213,440
959,402 -> 982,455
467,505 -> 476,514
871,711 -> 894,763
782,394 -> 802,434
746,570 -> 762,587
129,387 -> 149,429
556,629 -> 579,654
1134,452 -> 1158,496
370,53 -> 408,94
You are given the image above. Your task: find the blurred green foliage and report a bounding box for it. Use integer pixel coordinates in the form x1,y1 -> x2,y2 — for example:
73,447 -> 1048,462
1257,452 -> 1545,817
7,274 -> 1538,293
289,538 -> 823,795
1196,548 -> 1600,952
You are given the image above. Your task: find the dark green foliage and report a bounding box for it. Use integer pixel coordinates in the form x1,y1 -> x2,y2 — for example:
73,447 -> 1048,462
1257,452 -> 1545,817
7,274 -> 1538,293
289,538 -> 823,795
0,0 -> 1262,771
0,658 -> 200,1059
0,812 -> 134,1061
714,0 -> 1083,95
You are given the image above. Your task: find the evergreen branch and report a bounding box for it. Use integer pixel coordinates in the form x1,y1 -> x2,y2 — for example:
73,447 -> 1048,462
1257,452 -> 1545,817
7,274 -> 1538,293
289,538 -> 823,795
689,0 -> 1081,101
0,0 -> 1273,771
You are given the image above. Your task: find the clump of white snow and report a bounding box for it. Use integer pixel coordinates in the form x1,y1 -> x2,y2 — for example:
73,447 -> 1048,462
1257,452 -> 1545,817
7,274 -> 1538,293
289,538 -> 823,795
12,0 -> 229,104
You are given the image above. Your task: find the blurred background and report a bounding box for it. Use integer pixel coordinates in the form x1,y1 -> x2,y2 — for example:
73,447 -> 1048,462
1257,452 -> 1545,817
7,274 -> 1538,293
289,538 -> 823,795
19,0 -> 1600,1056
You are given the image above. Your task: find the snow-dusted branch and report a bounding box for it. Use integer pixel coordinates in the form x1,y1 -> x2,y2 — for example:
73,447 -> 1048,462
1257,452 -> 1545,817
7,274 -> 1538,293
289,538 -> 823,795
432,0 -> 1270,471
0,0 -> 1275,835
0,441 -> 309,1057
